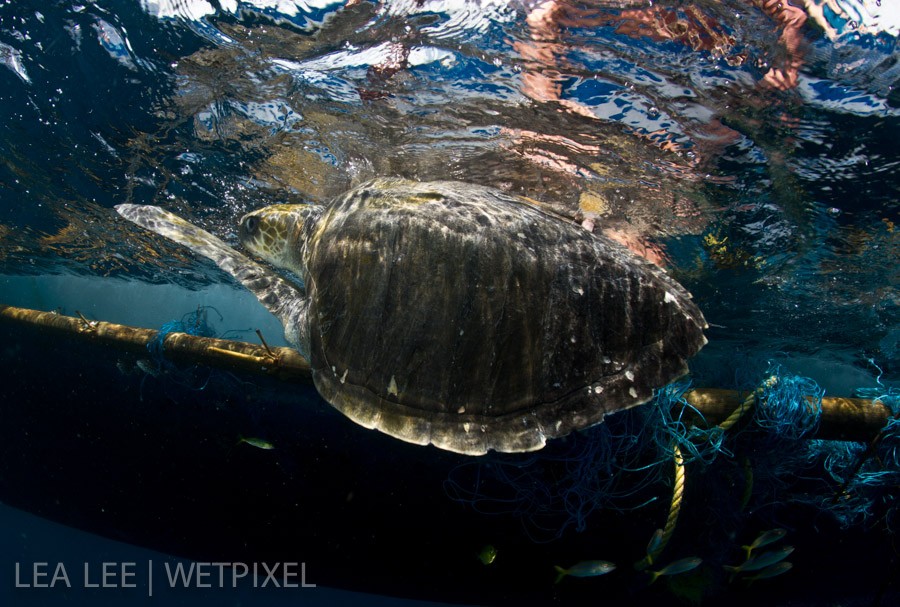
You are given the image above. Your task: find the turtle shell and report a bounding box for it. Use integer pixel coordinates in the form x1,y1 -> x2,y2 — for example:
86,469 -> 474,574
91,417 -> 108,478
304,179 -> 706,455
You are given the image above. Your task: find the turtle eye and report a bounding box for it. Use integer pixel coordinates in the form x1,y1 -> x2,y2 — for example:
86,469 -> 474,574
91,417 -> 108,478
244,215 -> 260,235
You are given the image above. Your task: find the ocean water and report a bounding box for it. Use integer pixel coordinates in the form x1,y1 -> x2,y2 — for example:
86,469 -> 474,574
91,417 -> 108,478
0,1 -> 897,605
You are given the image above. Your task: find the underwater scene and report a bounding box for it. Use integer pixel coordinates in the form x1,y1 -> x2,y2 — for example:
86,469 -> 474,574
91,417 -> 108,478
0,0 -> 898,605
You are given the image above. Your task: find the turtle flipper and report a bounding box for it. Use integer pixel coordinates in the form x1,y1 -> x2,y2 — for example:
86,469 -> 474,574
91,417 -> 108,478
115,204 -> 310,354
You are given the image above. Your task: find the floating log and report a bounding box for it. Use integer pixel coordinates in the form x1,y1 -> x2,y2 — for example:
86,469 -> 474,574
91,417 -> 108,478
1,303 -> 890,442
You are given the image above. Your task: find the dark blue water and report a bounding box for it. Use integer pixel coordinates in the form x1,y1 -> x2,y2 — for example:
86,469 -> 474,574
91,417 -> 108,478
0,1 -> 898,605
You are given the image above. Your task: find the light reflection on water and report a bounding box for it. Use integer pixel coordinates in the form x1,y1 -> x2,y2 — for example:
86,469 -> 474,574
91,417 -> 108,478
0,0 -> 896,376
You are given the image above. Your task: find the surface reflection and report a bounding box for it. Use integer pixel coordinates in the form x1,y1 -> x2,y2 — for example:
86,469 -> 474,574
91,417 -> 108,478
0,0 -> 896,369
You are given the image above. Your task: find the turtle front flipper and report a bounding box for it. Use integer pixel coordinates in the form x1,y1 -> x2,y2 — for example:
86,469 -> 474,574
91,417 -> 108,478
115,204 -> 310,354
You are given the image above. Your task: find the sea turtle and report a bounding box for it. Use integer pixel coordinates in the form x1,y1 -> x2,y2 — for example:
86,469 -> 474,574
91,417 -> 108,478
116,178 -> 706,455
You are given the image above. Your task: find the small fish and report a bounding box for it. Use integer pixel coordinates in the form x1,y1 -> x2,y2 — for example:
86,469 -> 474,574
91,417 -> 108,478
725,546 -> 794,574
742,528 -> 787,559
554,560 -> 616,584
135,358 -> 160,377
745,561 -> 792,583
645,529 -> 664,561
477,545 -> 497,566
648,557 -> 702,584
238,436 -> 275,450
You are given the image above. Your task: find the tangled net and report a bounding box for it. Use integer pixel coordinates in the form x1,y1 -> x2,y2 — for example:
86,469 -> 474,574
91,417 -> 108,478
137,306 -> 225,398
445,364 -> 899,541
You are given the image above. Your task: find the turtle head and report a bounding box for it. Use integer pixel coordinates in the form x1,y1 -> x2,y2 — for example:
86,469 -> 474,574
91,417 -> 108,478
239,204 -> 322,277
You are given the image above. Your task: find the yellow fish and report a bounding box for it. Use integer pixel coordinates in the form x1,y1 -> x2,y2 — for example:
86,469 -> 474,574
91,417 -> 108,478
746,561 -> 792,584
238,436 -> 275,450
648,557 -> 702,584
742,528 -> 787,560
477,545 -> 497,565
554,560 -> 615,584
726,546 -> 794,574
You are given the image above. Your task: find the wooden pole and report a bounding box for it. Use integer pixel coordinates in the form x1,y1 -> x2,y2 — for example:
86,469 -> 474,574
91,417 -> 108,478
0,304 -> 310,383
682,387 -> 888,443
1,304 -> 890,442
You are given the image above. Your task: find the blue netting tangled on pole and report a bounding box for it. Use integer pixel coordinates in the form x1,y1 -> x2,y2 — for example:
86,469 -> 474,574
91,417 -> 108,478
800,386 -> 900,529
445,364 -> 899,540
651,380 -> 730,465
131,306 -> 224,398
754,367 -> 823,439
147,306 -> 221,362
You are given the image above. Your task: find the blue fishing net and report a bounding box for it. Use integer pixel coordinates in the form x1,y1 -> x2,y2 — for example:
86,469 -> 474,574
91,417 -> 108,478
146,306 -> 221,361
651,380 -> 730,465
132,306 -> 224,398
445,364 -> 900,540
755,369 -> 823,439
799,386 -> 900,529
444,403 -> 668,543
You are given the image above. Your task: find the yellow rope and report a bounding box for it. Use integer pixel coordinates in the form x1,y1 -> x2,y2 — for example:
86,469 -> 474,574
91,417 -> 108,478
635,444 -> 685,570
718,376 -> 777,431
660,444 -> 685,550
636,376 -> 778,570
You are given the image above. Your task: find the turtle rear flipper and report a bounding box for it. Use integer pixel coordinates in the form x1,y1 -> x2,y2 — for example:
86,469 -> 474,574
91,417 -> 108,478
115,204 -> 310,354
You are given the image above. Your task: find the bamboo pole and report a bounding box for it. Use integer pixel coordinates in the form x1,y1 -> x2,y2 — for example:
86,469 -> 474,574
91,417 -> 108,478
0,304 -> 310,383
1,304 -> 890,442
682,388 -> 890,443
